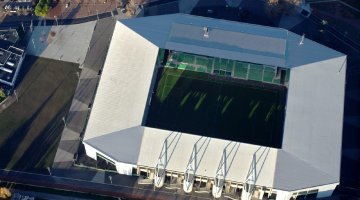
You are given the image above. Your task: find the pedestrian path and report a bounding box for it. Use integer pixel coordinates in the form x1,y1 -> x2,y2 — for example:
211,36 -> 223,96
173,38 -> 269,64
26,21 -> 96,64
53,17 -> 116,168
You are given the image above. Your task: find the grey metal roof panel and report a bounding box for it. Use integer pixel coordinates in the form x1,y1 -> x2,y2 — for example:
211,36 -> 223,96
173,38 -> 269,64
273,150 -> 338,191
169,23 -> 286,56
84,126 -> 145,164
285,32 -> 344,68
279,55 -> 346,189
121,14 -> 288,67
120,14 -> 343,69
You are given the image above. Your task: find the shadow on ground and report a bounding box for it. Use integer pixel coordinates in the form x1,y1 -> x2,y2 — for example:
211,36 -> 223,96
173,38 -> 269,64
0,56 -> 79,172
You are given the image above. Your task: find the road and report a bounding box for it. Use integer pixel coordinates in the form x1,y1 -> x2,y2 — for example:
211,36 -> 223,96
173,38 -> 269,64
0,10 -> 117,29
0,168 -> 215,200
309,14 -> 360,52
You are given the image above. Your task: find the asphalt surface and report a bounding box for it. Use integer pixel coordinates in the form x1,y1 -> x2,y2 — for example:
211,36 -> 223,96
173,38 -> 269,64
309,14 -> 360,51
0,168 -> 217,200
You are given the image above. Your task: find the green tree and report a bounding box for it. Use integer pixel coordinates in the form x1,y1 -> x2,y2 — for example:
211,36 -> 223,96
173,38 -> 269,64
0,88 -> 6,102
34,0 -> 50,17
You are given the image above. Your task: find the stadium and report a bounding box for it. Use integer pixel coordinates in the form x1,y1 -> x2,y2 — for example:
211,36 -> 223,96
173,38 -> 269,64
82,14 -> 346,199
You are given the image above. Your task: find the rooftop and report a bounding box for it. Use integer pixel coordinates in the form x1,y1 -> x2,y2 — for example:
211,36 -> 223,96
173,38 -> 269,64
0,46 -> 25,87
120,14 -> 342,68
0,29 -> 19,49
83,14 -> 346,191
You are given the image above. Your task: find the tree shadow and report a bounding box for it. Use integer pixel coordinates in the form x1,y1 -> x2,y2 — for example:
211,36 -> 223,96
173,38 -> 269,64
64,3 -> 81,20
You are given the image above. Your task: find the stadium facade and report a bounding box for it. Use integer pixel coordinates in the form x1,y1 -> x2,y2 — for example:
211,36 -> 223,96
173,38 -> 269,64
82,14 -> 346,199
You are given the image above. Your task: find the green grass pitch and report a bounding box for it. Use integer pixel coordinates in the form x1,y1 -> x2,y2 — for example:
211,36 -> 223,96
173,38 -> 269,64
146,68 -> 287,148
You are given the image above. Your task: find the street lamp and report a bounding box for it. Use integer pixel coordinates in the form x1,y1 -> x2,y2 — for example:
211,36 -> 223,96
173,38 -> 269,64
75,71 -> 80,79
13,90 -> 18,102
31,38 -> 35,49
54,16 -> 58,26
46,167 -> 52,175
21,22 -> 25,32
62,116 -> 66,127
30,19 -> 33,32
96,10 -> 99,21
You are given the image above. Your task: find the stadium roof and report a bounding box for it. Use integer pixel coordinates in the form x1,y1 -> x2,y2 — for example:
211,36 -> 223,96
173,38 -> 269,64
83,14 -> 346,191
119,14 -> 342,68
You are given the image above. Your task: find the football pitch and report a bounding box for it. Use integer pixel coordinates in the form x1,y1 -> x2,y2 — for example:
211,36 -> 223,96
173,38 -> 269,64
146,68 -> 287,148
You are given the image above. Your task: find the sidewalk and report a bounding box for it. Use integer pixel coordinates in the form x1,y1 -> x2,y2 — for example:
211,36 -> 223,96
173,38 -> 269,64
47,0 -> 117,19
0,168 -> 213,200
53,17 -> 117,168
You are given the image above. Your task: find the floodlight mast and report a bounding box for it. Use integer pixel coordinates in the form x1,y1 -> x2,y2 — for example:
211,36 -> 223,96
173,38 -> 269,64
154,132 -> 181,188
154,139 -> 167,188
183,144 -> 197,193
212,149 -> 227,198
184,137 -> 210,193
242,154 -> 257,200
211,142 -> 240,198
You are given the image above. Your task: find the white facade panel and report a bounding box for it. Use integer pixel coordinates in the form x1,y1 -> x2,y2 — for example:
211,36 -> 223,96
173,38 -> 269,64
84,142 -> 97,160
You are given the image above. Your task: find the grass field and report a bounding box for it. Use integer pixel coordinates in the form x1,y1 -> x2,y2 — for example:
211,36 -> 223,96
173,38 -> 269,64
146,68 -> 287,148
160,50 -> 290,86
0,56 -> 79,171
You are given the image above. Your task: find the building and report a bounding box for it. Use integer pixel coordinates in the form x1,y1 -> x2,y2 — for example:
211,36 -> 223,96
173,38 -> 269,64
3,1 -> 33,14
0,29 -> 20,50
82,14 -> 346,199
0,29 -> 25,88
0,46 -> 25,87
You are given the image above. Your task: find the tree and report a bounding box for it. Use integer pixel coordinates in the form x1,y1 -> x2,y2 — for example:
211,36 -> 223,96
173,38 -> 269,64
264,0 -> 301,16
0,88 -> 6,97
34,0 -> 50,17
125,0 -> 146,16
0,187 -> 11,199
